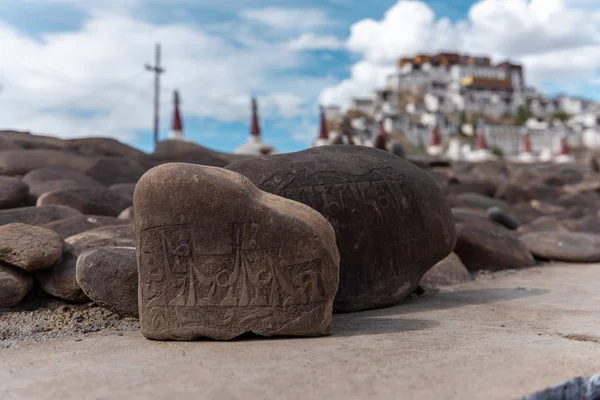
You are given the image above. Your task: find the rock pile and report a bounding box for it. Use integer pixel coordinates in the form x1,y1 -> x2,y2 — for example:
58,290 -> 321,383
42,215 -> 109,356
2,130 -> 600,342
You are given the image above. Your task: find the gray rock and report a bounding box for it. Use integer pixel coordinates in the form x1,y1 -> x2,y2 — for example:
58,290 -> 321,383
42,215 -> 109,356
135,163 -> 340,340
0,176 -> 29,209
37,187 -> 133,217
35,249 -> 88,303
420,253 -> 472,287
0,263 -> 33,308
42,215 -> 128,239
76,247 -> 138,317
0,205 -> 81,227
454,221 -> 535,272
487,206 -> 520,230
520,231 -> 600,263
521,373 -> 600,400
227,146 -> 456,313
118,206 -> 134,220
0,223 -> 63,271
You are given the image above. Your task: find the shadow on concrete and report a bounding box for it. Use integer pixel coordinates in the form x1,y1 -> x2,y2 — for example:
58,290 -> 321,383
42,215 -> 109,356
329,287 -> 548,337
333,315 -> 439,337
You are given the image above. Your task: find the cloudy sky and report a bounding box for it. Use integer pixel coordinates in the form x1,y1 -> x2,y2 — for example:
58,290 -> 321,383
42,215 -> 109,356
0,0 -> 599,153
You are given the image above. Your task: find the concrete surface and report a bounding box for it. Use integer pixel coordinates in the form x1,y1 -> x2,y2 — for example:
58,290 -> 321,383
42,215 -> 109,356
1,263 -> 600,400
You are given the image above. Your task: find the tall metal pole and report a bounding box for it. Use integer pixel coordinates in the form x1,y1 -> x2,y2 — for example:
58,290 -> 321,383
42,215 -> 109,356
145,43 -> 165,149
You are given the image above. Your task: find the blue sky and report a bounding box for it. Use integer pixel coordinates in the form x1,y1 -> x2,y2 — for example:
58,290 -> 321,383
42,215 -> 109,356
0,0 -> 598,154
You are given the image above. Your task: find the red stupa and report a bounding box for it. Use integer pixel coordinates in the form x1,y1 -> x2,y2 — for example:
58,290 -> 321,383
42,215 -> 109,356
430,125 -> 441,146
522,130 -> 532,153
169,89 -> 184,140
250,97 -> 260,137
476,129 -> 488,150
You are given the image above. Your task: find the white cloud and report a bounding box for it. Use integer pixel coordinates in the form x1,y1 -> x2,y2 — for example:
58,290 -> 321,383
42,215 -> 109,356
286,33 -> 344,51
321,0 -> 600,107
240,7 -> 331,31
0,5 -> 330,146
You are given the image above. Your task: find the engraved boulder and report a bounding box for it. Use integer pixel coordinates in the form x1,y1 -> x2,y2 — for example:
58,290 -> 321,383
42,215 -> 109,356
226,146 -> 456,312
134,163 -> 340,341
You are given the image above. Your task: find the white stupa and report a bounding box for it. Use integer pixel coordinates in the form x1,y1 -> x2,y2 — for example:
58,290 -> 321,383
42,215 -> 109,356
313,106 -> 329,147
465,127 -> 497,162
426,124 -> 443,156
446,137 -> 463,161
235,97 -> 276,155
553,134 -> 575,164
516,128 -> 536,163
168,90 -> 189,141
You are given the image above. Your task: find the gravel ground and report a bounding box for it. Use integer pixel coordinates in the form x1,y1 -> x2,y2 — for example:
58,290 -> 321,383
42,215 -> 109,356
0,290 -> 139,349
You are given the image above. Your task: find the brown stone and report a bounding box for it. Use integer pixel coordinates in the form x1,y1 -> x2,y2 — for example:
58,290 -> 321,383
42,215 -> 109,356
226,146 -> 456,312
517,216 -> 569,235
23,167 -> 104,199
0,263 -> 33,308
118,207 -> 134,220
519,231 -> 600,263
66,224 -> 134,256
0,223 -> 63,271
76,247 -> 138,317
0,177 -> 29,209
454,222 -> 535,272
420,253 -> 472,287
0,205 -> 82,227
109,183 -> 136,199
37,187 -> 133,217
135,163 -> 340,340
82,157 -> 148,186
42,215 -> 128,239
456,193 -> 506,210
35,249 -> 89,303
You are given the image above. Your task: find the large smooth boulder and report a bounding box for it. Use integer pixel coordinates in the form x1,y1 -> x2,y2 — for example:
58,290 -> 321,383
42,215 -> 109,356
0,205 -> 82,226
37,187 -> 133,217
76,247 -> 138,317
454,222 -> 535,272
0,263 -> 33,308
23,167 -> 104,199
519,231 -> 600,263
0,223 -> 63,271
135,163 -> 340,340
42,215 -> 127,239
0,177 -> 29,209
227,146 -> 456,312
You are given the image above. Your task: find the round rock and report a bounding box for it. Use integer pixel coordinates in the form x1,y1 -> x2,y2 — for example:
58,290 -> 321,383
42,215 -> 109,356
43,215 -> 127,239
0,176 -> 29,209
134,163 -> 340,340
454,222 -> 535,272
487,206 -> 520,230
519,231 -> 600,263
76,247 -> 138,317
226,146 -> 456,313
37,187 -> 133,217
65,224 -> 134,256
23,167 -> 104,199
0,205 -> 82,227
420,253 -> 472,287
0,263 -> 34,308
0,223 -> 63,271
35,249 -> 88,302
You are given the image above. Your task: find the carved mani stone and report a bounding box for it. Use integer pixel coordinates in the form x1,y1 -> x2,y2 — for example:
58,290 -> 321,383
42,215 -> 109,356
134,163 -> 340,341
226,146 -> 457,312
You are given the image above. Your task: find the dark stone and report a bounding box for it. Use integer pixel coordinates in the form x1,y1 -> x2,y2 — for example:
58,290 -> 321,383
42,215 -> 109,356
65,224 -> 134,256
0,263 -> 33,308
135,163 -> 340,340
420,253 -> 472,287
456,192 -> 506,210
153,139 -> 248,167
508,202 -> 546,224
0,205 -> 82,227
487,206 -> 520,230
0,223 -> 63,271
0,176 -> 29,209
520,231 -> 600,263
542,168 -> 584,187
446,179 -> 496,197
227,146 -> 456,312
82,157 -> 147,186
567,215 -> 600,234
76,247 -> 138,317
454,222 -> 535,272
23,167 -> 104,199
37,187 -> 133,217
35,249 -> 89,303
42,215 -> 128,239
